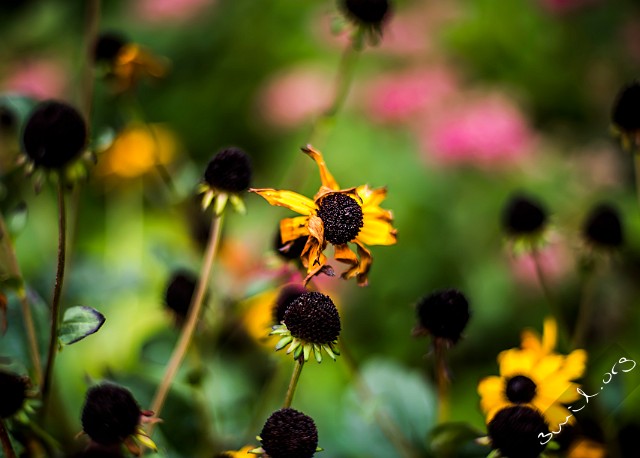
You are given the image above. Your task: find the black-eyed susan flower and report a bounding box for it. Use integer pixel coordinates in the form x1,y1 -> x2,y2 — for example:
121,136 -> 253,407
250,408 -> 320,458
501,192 -> 548,252
582,203 -> 623,250
611,81 -> 640,150
478,318 -> 587,429
20,100 -> 91,187
94,32 -> 168,93
81,383 -> 158,456
199,147 -> 252,215
252,145 -> 397,286
487,405 -> 550,458
0,370 -> 29,419
413,289 -> 470,345
271,291 -> 340,363
339,0 -> 392,45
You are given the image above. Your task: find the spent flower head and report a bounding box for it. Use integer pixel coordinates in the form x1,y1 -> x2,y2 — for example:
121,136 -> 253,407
200,147 -> 252,215
251,408 -> 320,458
502,192 -> 548,252
582,203 -> 623,250
339,0 -> 392,46
164,270 -> 198,322
611,80 -> 640,150
0,370 -> 29,419
414,289 -> 470,345
487,405 -> 549,458
252,145 -> 397,286
271,291 -> 341,362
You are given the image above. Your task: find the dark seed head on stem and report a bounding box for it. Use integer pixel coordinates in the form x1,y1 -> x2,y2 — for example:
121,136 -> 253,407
204,147 -> 252,193
502,193 -> 547,237
273,284 -> 308,325
94,32 -> 127,62
582,203 -> 623,249
488,405 -> 549,458
0,370 -> 28,418
81,383 -> 141,445
340,0 -> 391,26
22,100 -> 87,170
165,270 -> 198,319
260,408 -> 318,458
284,292 -> 340,345
317,193 -> 364,245
415,289 -> 470,343
612,81 -> 640,134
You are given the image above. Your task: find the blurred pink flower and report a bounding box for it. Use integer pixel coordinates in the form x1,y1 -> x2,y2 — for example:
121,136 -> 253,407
256,66 -> 333,129
510,242 -> 572,287
421,94 -> 535,168
134,0 -> 215,23
362,67 -> 457,124
2,59 -> 67,100
538,0 -> 600,14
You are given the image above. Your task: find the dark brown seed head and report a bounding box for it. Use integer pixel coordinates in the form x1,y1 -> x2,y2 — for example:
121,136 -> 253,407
260,408 -> 318,458
341,0 -> 391,25
582,203 -> 623,249
317,193 -> 364,245
416,289 -> 470,343
0,370 -> 28,418
502,193 -> 547,236
165,270 -> 197,319
204,147 -> 252,193
612,81 -> 640,134
488,406 -> 549,458
81,383 -> 141,445
283,292 -> 340,345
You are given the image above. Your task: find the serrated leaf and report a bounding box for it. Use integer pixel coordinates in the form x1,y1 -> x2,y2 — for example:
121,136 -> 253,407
58,306 -> 105,345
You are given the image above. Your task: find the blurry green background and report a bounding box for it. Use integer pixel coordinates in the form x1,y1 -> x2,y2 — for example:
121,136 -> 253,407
1,0 -> 640,456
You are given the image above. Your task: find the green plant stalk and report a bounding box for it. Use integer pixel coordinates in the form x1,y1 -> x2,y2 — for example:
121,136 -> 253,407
339,339 -> 421,458
41,180 -> 67,415
282,358 -> 304,408
571,264 -> 597,350
531,249 -> 569,348
0,213 -> 42,386
148,212 -> 224,431
0,418 -> 17,458
434,339 -> 450,424
634,152 -> 640,208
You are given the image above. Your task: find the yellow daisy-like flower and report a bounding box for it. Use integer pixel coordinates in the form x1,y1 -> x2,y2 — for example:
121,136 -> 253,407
110,43 -> 168,93
251,145 -> 397,286
478,318 -> 587,429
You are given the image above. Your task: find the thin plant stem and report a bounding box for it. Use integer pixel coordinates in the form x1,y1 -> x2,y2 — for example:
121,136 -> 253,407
41,179 -> 67,415
339,339 -> 421,458
0,418 -> 17,458
283,358 -> 304,408
634,152 -> 640,208
81,0 -> 100,122
148,212 -> 224,431
0,213 -> 42,385
433,339 -> 450,424
531,249 -> 569,346
571,265 -> 597,349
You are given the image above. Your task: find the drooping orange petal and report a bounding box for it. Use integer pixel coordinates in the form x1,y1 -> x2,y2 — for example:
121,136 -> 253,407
279,216 -> 310,244
362,205 -> 394,221
353,240 -> 373,286
357,184 -> 388,207
302,145 -> 340,190
250,188 -> 316,215
357,218 -> 397,246
301,237 -> 329,285
334,243 -> 360,280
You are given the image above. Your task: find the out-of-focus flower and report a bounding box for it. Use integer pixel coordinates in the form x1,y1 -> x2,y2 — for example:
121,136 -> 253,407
133,0 -> 216,23
611,81 -> 640,150
421,94 -> 535,168
362,67 -> 457,124
567,438 -> 607,458
501,192 -> 549,253
2,58 -> 68,100
487,405 -> 549,458
478,318 -> 587,428
81,383 -> 158,455
338,0 -> 392,45
538,0 -> 600,15
251,408 -> 319,457
0,370 -> 29,419
581,203 -> 623,250
97,124 -> 177,180
413,289 -> 470,345
216,445 -> 255,457
256,66 -> 333,130
199,147 -> 252,215
252,145 -> 397,286
164,270 -> 197,324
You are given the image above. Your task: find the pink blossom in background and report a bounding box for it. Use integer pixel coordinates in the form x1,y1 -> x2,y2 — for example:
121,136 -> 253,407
2,59 -> 67,100
538,0 -> 600,15
256,66 -> 333,129
134,0 -> 215,23
362,67 -> 457,124
510,242 -> 572,288
622,17 -> 640,63
421,94 -> 536,168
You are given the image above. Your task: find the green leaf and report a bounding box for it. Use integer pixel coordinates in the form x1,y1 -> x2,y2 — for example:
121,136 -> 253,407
430,422 -> 485,456
58,306 -> 105,345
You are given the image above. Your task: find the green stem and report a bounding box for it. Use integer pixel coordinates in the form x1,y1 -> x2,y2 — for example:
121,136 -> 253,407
434,339 -> 450,424
0,418 -> 16,458
282,358 -> 304,408
531,249 -> 569,347
41,180 -> 67,415
634,152 -> 640,209
340,339 -> 422,458
148,213 -> 224,431
571,265 -> 597,349
81,0 -> 100,122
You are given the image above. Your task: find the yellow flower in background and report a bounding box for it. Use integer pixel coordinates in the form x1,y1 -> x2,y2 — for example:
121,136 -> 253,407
217,445 -> 255,457
478,318 -> 587,429
567,438 -> 607,458
251,145 -> 397,286
98,124 -> 176,179
111,43 -> 169,92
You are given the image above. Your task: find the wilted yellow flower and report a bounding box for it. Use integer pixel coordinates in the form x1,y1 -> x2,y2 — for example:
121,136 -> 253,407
98,124 -> 176,179
111,44 -> 168,92
251,145 -> 397,286
478,318 -> 587,429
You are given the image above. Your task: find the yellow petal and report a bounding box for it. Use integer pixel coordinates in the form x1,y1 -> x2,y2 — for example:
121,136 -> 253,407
335,243 -> 360,281
521,329 -> 542,354
498,349 -> 536,377
280,216 -> 310,244
357,184 -> 388,207
537,403 -> 576,431
357,217 -> 397,246
302,145 -> 339,190
485,401 -> 511,424
250,189 -> 316,215
478,376 -> 506,413
559,349 -> 587,380
542,317 -> 557,354
531,354 -> 564,381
